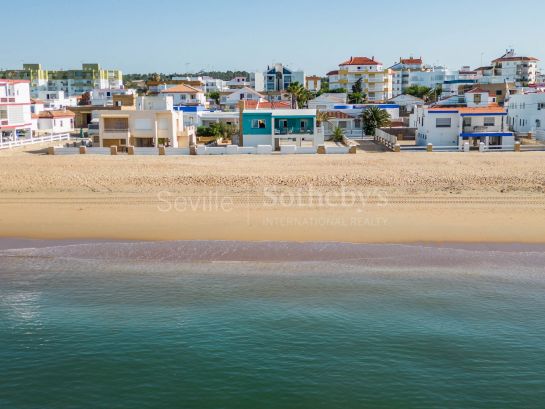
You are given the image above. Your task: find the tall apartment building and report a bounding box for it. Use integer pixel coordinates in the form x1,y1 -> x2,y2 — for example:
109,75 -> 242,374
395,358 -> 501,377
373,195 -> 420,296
489,49 -> 539,84
0,80 -> 32,140
251,64 -> 305,92
328,56 -> 393,102
0,63 -> 123,97
390,57 -> 448,97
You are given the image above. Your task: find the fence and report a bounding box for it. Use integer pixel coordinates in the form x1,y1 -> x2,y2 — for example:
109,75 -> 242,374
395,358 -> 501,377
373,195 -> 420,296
374,129 -> 397,151
0,133 -> 70,150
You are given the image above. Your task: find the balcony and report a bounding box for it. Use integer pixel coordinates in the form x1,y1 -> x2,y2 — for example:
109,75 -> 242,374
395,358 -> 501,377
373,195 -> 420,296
274,128 -> 314,135
463,126 -> 494,133
103,128 -> 130,141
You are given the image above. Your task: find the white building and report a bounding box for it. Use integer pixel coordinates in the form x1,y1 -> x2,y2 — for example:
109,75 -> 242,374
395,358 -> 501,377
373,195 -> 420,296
0,79 -> 32,142
507,91 -> 545,137
490,49 -> 539,84
308,93 -> 348,110
413,88 -> 514,148
172,76 -> 227,93
226,76 -> 251,89
387,94 -> 425,113
328,56 -> 393,102
36,90 -> 78,110
34,110 -> 75,134
90,88 -> 136,106
220,87 -> 265,110
160,84 -> 207,107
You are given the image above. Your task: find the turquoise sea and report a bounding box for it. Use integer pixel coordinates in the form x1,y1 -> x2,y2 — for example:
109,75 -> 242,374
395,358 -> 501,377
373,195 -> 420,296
1,240 -> 544,408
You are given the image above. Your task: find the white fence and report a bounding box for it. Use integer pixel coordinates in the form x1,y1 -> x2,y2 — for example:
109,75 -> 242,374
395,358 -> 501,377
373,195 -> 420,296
49,143 -> 353,156
133,147 -> 159,156
0,133 -> 70,150
374,129 -> 397,150
86,148 -> 111,155
165,148 -> 190,156
325,146 -> 350,154
280,145 -> 318,154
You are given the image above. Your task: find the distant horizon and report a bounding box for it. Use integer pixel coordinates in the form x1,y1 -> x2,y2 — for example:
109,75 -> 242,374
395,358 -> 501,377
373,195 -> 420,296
2,0 -> 545,75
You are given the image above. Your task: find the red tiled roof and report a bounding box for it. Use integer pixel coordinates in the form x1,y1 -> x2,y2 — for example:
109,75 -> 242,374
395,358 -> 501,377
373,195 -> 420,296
0,79 -> 30,84
327,111 -> 353,119
465,87 -> 490,94
492,56 -> 538,63
327,70 -> 339,76
160,84 -> 202,94
400,58 -> 422,65
37,110 -> 75,118
428,106 -> 505,114
339,56 -> 381,66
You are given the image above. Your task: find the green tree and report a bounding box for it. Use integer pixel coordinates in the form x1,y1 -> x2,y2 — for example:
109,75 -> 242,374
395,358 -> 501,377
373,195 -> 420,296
210,122 -> 237,141
332,126 -> 345,143
349,92 -> 367,104
352,78 -> 363,94
286,82 -> 310,109
361,106 -> 391,136
316,110 -> 331,128
404,85 -> 431,99
208,91 -> 220,105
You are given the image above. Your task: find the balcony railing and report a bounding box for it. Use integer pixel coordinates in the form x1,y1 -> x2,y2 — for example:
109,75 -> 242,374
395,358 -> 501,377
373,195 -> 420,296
274,129 -> 314,135
104,128 -> 129,132
463,126 -> 494,133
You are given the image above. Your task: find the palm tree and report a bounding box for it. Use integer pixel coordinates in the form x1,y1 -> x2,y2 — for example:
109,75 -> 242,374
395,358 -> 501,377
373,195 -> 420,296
316,110 -> 331,127
361,106 -> 391,136
286,82 -> 309,109
332,126 -> 344,143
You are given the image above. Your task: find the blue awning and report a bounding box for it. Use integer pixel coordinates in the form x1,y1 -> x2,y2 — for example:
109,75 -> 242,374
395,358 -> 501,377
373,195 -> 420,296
459,132 -> 513,138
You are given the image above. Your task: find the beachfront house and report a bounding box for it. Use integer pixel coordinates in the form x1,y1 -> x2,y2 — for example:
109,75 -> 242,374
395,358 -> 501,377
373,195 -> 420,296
507,91 -> 545,140
240,108 -> 323,149
33,110 -> 75,135
95,96 -> 195,148
0,79 -> 32,142
413,88 -> 514,148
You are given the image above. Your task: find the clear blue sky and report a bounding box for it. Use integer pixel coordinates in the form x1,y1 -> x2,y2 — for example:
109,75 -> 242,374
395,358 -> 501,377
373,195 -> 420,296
2,0 -> 545,75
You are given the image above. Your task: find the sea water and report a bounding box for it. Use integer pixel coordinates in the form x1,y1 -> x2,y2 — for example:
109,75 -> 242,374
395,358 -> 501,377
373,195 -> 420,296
1,241 -> 544,408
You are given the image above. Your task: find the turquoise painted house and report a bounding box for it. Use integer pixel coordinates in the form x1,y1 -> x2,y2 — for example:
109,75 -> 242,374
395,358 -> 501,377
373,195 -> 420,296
241,109 -> 323,149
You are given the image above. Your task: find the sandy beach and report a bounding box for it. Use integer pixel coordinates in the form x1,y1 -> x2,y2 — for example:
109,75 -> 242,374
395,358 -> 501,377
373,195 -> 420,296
1,145 -> 545,243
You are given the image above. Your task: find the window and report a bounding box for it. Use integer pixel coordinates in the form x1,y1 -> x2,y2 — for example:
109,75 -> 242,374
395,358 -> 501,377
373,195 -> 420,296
496,90 -> 502,96
300,120 -> 307,130
483,117 -> 495,127
463,117 -> 472,127
473,94 -> 482,104
436,118 -> 451,128
536,119 -> 541,128
251,119 -> 266,129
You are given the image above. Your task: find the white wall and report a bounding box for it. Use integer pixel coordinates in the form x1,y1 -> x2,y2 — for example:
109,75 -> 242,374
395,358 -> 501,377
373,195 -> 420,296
507,93 -> 545,133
